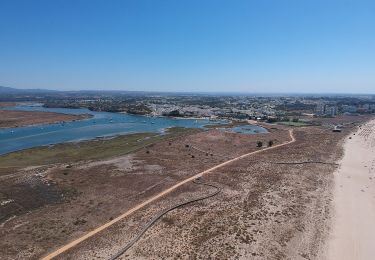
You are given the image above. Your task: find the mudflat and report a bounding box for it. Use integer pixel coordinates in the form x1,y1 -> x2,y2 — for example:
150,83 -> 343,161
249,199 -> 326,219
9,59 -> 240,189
0,102 -> 16,108
0,110 -> 90,128
326,120 -> 375,260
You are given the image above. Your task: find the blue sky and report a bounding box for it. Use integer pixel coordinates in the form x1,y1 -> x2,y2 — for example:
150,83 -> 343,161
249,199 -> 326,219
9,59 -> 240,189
0,0 -> 374,93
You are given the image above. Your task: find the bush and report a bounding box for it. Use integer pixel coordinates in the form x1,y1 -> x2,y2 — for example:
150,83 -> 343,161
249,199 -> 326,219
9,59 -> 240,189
268,140 -> 274,147
257,141 -> 263,148
267,118 -> 277,123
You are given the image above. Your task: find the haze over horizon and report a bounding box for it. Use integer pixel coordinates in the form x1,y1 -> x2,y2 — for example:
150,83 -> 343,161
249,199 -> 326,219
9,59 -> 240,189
1,0 -> 374,94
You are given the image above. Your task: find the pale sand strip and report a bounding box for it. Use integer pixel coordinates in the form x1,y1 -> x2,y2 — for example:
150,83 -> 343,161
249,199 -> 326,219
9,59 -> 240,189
327,120 -> 375,260
42,130 -> 295,259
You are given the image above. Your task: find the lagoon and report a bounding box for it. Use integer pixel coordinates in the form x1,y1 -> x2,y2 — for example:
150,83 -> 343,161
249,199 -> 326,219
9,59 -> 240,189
0,104 -> 266,155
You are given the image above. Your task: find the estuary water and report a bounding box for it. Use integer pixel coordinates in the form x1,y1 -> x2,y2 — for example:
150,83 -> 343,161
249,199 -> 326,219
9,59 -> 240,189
0,104 -> 267,155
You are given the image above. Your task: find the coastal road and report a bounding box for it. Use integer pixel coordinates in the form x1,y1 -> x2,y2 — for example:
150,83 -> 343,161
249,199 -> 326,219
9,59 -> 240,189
42,129 -> 296,259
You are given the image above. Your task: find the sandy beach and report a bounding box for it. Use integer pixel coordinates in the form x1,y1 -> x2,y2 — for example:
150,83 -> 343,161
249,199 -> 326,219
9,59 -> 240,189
327,119 -> 375,260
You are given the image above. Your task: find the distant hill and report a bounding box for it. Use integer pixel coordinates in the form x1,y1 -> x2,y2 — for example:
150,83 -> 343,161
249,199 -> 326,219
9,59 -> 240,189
0,86 -> 57,94
0,86 -> 182,96
0,86 -> 21,93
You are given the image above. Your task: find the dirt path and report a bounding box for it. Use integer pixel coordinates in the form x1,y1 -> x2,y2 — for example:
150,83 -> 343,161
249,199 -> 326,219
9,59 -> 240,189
327,121 -> 375,260
42,129 -> 295,259
108,180 -> 221,260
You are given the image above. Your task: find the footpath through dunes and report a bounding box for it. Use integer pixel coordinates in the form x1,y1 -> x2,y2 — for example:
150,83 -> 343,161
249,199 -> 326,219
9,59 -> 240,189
1,117 -> 367,260
0,126 -> 290,259
49,122 -> 359,260
42,129 -> 296,260
327,120 -> 375,260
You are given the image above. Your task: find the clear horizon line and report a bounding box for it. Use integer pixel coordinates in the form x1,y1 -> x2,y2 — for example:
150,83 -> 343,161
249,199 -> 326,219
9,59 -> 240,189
2,85 -> 375,96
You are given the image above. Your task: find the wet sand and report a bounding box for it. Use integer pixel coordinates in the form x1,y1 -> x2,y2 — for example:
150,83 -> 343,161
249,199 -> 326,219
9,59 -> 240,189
327,120 -> 375,260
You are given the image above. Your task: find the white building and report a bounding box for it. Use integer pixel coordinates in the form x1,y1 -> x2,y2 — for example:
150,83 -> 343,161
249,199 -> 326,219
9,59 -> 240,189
325,106 -> 337,116
315,103 -> 326,115
342,105 -> 357,113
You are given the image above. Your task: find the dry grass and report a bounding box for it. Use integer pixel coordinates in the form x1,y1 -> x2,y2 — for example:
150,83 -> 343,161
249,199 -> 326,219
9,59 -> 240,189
0,116 -> 371,259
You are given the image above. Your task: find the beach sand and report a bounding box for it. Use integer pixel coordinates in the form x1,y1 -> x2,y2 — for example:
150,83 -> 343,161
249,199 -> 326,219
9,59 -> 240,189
327,120 -> 375,260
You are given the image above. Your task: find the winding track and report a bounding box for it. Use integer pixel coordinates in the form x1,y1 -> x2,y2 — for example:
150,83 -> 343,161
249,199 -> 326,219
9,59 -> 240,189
42,129 -> 295,260
108,180 -> 220,260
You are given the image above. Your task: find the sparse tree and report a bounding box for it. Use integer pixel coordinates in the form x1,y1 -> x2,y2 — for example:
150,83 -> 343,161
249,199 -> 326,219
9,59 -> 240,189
257,141 -> 263,148
268,140 -> 274,147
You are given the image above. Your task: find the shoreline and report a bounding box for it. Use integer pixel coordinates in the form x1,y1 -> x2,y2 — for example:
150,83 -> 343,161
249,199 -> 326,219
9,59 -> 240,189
326,119 -> 375,259
0,115 -> 370,259
0,127 -> 200,157
0,102 -> 16,108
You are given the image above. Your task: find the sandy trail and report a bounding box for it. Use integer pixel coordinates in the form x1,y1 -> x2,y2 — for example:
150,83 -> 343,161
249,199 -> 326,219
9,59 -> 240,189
327,120 -> 375,260
41,129 -> 295,259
